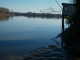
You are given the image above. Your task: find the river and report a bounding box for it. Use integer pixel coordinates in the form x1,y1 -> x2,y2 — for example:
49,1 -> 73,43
0,17 -> 67,60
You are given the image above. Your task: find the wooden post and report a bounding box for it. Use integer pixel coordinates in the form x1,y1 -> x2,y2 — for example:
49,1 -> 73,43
61,15 -> 64,47
62,15 -> 64,33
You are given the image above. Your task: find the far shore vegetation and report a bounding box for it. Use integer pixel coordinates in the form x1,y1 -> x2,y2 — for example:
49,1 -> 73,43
0,7 -> 14,20
0,7 -> 62,20
13,12 -> 62,19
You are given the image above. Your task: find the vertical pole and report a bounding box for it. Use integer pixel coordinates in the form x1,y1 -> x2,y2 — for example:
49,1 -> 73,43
62,15 -> 64,33
61,15 -> 64,47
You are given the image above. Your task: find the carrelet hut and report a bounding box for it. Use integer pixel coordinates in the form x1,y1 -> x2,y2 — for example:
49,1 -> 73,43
62,3 -> 73,16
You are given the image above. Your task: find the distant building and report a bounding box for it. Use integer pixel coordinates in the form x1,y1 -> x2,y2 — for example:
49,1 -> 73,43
62,3 -> 73,16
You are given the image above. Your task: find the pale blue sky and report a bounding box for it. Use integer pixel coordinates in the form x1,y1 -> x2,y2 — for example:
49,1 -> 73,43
0,0 -> 70,13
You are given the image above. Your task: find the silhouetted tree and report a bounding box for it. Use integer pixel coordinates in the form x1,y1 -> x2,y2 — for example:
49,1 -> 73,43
0,7 -> 10,13
62,0 -> 80,59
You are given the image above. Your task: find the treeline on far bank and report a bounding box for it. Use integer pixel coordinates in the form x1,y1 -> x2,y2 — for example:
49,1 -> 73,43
0,7 -> 62,19
0,7 -> 14,20
13,12 -> 62,18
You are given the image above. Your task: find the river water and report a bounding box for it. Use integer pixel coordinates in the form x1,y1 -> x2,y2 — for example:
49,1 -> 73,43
0,17 -> 66,60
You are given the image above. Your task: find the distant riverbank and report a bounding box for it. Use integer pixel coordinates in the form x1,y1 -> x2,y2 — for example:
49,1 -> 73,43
0,12 -> 14,20
0,7 -> 14,20
0,7 -> 62,20
0,12 -> 14,17
14,12 -> 62,19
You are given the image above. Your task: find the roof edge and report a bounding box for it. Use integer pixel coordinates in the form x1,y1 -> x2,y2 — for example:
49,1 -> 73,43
62,3 -> 73,5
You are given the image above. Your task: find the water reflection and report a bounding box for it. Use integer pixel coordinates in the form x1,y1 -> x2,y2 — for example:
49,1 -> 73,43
0,16 -> 62,22
0,16 -> 10,21
0,17 -> 62,60
23,15 -> 61,19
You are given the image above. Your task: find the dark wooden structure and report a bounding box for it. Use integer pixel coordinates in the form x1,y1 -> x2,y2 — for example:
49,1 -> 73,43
62,3 -> 73,31
62,3 -> 73,16
61,3 -> 73,47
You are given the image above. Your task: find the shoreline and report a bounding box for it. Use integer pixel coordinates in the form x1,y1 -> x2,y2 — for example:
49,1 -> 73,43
0,13 -> 14,17
0,12 -> 14,20
19,45 -> 69,60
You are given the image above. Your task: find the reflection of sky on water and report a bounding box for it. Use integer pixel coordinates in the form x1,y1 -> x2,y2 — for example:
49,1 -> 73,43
0,17 -> 62,40
0,17 -> 61,33
0,17 -> 65,60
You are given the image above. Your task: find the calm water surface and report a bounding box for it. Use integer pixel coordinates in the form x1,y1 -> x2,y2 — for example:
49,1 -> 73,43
0,17 -> 66,60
